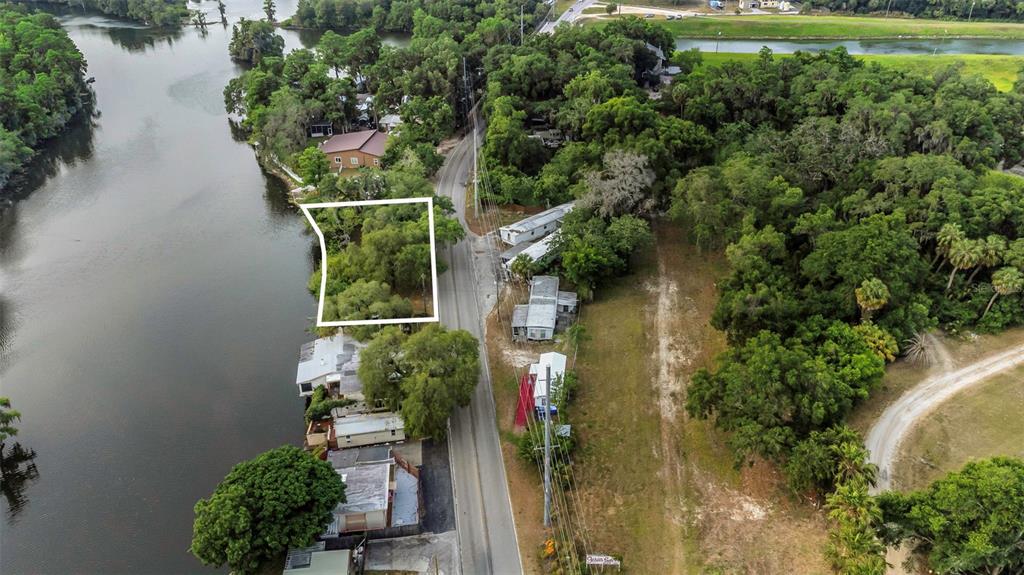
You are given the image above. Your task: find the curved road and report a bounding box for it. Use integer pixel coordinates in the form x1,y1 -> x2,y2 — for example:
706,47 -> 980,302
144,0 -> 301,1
436,129 -> 524,575
865,341 -> 1024,492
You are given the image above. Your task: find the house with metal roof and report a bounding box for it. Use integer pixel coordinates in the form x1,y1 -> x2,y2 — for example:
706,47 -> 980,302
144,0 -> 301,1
318,129 -> 388,172
498,201 -> 575,246
501,232 -> 560,276
295,335 -> 364,398
511,275 -> 576,341
284,542 -> 353,574
333,411 -> 405,448
531,351 -> 567,416
322,456 -> 420,536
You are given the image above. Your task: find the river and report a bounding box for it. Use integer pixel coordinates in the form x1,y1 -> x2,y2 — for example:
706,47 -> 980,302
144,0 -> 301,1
676,36 -> 1024,54
0,2 -> 329,573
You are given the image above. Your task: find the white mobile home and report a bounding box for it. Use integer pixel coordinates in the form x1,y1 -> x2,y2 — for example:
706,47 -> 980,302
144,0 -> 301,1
499,201 -> 575,246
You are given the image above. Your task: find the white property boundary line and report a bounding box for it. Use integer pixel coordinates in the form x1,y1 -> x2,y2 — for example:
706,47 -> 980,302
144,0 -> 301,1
299,197 -> 441,327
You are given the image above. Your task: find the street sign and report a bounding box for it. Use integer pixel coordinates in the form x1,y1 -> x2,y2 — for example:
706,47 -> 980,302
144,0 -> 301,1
586,554 -> 621,567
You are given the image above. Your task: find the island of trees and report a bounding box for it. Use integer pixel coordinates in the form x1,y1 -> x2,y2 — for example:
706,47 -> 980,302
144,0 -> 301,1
32,0 -> 189,27
0,6 -> 90,192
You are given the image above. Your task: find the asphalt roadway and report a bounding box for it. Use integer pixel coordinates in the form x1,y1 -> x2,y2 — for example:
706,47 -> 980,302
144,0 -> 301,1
435,130 -> 524,575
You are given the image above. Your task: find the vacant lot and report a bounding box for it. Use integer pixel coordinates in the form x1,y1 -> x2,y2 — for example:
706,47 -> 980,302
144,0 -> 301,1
892,366 -> 1024,490
698,52 -> 1024,91
489,223 -> 831,573
663,14 -> 1024,39
850,328 -> 1024,492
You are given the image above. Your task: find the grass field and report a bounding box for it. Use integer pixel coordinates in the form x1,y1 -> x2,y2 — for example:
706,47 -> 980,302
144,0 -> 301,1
663,15 -> 1024,39
489,223 -> 831,573
697,52 -> 1024,91
892,366 -> 1024,490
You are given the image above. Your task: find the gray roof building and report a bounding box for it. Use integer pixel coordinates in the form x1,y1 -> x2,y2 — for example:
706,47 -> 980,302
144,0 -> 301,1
335,463 -> 391,515
512,275 -> 575,341
295,335 -> 364,397
498,201 -> 575,246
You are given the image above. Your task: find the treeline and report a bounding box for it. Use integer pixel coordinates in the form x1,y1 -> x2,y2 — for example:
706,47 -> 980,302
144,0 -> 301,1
808,0 -> 1024,20
31,0 -> 188,26
289,0 -> 546,33
0,6 -> 90,191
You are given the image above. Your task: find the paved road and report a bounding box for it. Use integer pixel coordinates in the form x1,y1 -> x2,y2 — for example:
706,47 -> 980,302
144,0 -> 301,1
435,129 -> 523,575
865,340 -> 1024,492
539,0 -> 597,33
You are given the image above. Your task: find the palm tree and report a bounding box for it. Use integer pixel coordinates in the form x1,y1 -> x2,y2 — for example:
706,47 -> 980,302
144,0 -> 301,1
934,222 -> 964,271
982,267 -> 1024,319
966,234 -> 1006,284
946,237 -> 982,293
854,278 -> 890,321
831,442 -> 878,488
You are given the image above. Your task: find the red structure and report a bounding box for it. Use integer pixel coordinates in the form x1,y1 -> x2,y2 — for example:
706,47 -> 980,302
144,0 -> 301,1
513,372 -> 536,431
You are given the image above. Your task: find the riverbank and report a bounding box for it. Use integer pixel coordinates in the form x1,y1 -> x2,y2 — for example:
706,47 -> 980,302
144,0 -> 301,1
697,52 -> 1024,90
664,15 -> 1024,39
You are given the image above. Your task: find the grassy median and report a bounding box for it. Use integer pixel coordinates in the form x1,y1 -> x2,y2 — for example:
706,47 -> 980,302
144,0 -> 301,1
696,52 -> 1024,91
663,14 -> 1024,39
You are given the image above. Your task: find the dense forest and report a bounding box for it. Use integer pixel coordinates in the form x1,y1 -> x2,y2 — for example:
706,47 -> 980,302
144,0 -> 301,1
289,0 -> 546,32
808,0 -> 1024,20
29,0 -> 188,26
0,6 -> 90,191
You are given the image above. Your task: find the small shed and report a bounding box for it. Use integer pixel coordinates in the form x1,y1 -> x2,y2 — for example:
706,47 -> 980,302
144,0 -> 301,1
309,121 -> 334,138
531,351 -> 568,415
285,542 -> 352,574
334,412 -> 405,448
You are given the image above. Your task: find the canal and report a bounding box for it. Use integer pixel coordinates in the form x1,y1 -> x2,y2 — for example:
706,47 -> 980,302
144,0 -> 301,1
0,1 -> 323,573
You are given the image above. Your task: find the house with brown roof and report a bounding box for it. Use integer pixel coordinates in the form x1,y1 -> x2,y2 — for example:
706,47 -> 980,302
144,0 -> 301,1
319,129 -> 388,172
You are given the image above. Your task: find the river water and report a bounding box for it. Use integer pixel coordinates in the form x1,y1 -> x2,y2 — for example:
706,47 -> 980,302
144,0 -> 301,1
0,2 -> 325,573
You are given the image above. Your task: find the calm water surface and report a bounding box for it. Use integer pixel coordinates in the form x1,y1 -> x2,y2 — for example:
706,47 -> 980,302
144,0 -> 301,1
0,2 -> 322,573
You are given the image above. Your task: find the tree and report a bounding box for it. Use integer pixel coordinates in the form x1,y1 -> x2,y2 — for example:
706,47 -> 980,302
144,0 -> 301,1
605,2 -> 618,14
228,18 -> 284,64
0,398 -> 20,446
581,150 -> 656,218
946,237 -> 982,292
878,457 -> 1024,575
294,146 -> 331,184
983,266 -> 1024,318
785,425 -> 874,496
358,327 -> 408,410
190,446 -> 345,574
686,318 -> 885,463
855,278 -> 890,321
825,482 -> 886,575
399,325 -> 480,439
0,442 -> 39,522
509,253 -> 536,284
263,0 -> 276,21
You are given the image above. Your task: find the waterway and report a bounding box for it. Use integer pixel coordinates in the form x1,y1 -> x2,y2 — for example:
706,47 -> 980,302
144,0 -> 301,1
676,36 -> 1024,54
0,1 -> 324,573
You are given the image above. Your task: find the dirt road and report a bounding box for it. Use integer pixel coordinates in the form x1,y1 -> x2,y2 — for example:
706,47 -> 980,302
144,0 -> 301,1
865,340 -> 1024,492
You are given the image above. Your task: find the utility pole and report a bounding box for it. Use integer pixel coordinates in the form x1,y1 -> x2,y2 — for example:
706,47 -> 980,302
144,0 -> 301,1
543,364 -> 552,527
472,117 -> 479,220
968,0 -> 976,21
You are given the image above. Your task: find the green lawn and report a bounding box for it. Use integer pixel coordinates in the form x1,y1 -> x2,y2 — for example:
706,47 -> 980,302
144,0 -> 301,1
697,52 -> 1024,91
663,14 -> 1024,39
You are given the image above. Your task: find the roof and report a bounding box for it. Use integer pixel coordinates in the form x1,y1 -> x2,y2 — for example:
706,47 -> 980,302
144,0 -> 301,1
297,336 -> 357,386
319,129 -> 388,157
645,42 -> 666,61
500,241 -> 533,263
557,291 -> 577,307
512,305 -> 529,328
391,465 -> 419,527
530,275 -> 559,303
500,201 -> 575,235
531,352 -> 568,401
525,302 -> 556,331
329,445 -> 393,469
284,543 -> 352,574
334,412 -> 404,437
335,462 -> 391,515
379,113 -> 402,125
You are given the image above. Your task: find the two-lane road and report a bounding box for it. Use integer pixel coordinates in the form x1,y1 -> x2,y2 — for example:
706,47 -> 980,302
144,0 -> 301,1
436,131 -> 523,575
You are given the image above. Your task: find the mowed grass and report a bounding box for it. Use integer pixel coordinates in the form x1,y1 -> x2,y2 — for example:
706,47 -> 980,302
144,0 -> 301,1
663,14 -> 1024,39
697,52 -> 1024,91
892,366 -> 1024,490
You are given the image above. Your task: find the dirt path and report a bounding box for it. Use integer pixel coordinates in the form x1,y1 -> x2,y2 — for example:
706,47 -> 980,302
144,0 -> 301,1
866,339 -> 1024,492
648,242 -> 692,574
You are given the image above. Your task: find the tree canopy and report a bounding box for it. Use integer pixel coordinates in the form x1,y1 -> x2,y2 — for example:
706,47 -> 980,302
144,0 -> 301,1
190,446 -> 345,574
358,325 -> 479,439
0,6 -> 90,190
